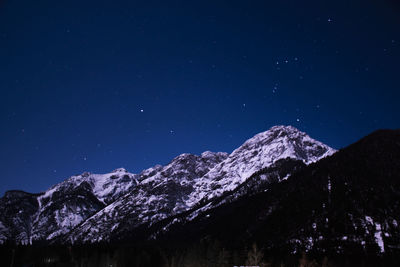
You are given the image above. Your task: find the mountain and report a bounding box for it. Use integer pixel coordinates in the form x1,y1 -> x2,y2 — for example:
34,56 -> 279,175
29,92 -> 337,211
0,125 -> 335,245
61,126 -> 334,243
152,129 -> 400,259
146,157 -> 309,240
63,151 -> 229,243
7,168 -> 139,242
189,125 -> 335,202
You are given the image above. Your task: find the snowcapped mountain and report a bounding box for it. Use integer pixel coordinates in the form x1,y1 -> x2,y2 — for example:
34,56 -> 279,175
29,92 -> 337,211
0,125 -> 335,244
62,126 -> 334,243
146,126 -> 336,237
63,151 -> 228,243
187,125 -> 335,202
31,168 -> 139,241
154,129 -> 400,258
0,169 -> 138,243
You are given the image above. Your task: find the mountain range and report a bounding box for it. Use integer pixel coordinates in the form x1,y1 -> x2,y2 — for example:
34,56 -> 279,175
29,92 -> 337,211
2,125 -> 400,265
0,125 -> 335,245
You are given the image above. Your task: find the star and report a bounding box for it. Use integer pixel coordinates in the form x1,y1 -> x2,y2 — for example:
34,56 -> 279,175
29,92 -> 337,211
83,157 -> 87,161
140,109 -> 144,113
327,18 -> 332,22
296,118 -> 300,122
170,130 -> 174,134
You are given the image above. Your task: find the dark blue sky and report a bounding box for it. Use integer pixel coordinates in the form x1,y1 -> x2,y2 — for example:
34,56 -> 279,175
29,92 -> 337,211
1,0 -> 399,195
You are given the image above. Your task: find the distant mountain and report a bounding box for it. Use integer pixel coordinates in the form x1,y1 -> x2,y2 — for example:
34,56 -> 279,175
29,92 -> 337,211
153,129 -> 400,257
0,125 -> 335,245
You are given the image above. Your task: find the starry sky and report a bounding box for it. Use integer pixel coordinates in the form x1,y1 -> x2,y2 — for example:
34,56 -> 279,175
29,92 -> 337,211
1,0 -> 399,195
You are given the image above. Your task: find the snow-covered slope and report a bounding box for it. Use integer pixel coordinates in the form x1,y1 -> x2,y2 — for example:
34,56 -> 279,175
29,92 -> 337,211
63,126 -> 335,243
64,151 -> 228,243
188,125 -> 335,202
0,125 -> 336,244
31,169 -> 138,241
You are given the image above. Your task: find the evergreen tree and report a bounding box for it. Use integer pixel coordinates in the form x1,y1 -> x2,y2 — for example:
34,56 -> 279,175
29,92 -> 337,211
246,243 -> 266,266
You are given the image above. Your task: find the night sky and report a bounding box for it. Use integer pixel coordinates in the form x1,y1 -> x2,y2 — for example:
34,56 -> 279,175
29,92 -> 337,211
1,0 -> 399,195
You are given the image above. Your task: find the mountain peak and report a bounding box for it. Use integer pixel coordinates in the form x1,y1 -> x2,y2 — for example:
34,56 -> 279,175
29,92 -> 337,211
112,168 -> 127,173
241,125 -> 335,164
201,151 -> 229,159
245,125 -> 304,144
190,126 -> 336,201
3,190 -> 41,199
172,153 -> 196,161
170,151 -> 228,162
269,124 -> 300,132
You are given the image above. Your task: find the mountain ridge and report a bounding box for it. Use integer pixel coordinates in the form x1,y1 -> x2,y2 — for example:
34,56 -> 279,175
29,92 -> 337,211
150,129 -> 400,257
0,125 -> 335,244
